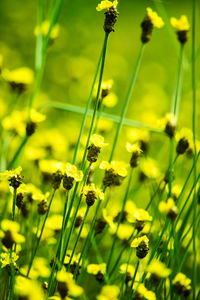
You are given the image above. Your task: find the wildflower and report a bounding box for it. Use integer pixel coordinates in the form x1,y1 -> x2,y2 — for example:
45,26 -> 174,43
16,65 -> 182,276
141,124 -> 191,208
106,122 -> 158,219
0,166 -> 23,189
64,251 -> 82,276
173,273 -> 191,297
0,219 -> 25,249
82,184 -> 104,206
87,134 -> 107,163
132,283 -> 156,300
26,109 -> 46,136
0,251 -> 19,268
63,163 -> 83,190
139,158 -> 160,181
94,217 -> 107,235
96,1 -> 119,34
127,128 -> 150,153
126,143 -> 142,168
21,257 -> 50,279
15,276 -> 44,300
133,208 -> 152,232
141,8 -> 164,43
2,67 -> 34,93
38,199 -> 48,215
87,263 -> 106,282
131,235 -> 149,259
159,198 -> 178,221
171,15 -> 190,44
120,264 -> 139,284
163,113 -> 176,138
147,260 -> 171,284
57,269 -> 83,298
97,285 -> 120,300
100,161 -> 128,187
175,128 -> 192,155
34,20 -> 60,41
103,93 -> 118,107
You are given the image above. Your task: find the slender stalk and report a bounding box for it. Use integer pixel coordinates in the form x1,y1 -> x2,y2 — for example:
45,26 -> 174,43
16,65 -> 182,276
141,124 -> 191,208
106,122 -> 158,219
80,32 -> 109,169
109,44 -> 144,161
8,136 -> 28,169
128,260 -> 140,297
72,50 -> 103,164
66,206 -> 89,271
12,188 -> 17,221
26,189 -> 56,277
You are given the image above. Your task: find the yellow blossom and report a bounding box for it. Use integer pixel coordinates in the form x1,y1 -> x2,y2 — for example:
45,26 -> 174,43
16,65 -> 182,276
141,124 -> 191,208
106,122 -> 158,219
96,1 -> 118,12
147,260 -> 171,278
159,198 -> 178,215
103,93 -> 118,107
2,67 -> 34,86
90,134 -> 107,148
133,283 -> 156,300
97,285 -> 120,300
146,8 -> 164,28
82,183 -> 104,201
0,251 -> 19,268
170,15 -> 190,31
87,263 -> 106,275
131,235 -> 149,248
39,159 -> 65,174
65,163 -> 83,181
15,276 -> 44,300
57,269 -> 83,297
0,167 -> 22,181
126,143 -> 142,154
100,161 -> 128,177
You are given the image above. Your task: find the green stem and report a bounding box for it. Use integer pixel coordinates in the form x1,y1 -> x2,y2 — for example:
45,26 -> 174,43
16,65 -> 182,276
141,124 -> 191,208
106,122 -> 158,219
26,189 -> 56,277
80,32 -> 109,169
128,260 -> 140,298
66,206 -> 90,271
72,49 -> 103,164
8,136 -> 28,169
109,44 -> 144,161
12,188 -> 17,221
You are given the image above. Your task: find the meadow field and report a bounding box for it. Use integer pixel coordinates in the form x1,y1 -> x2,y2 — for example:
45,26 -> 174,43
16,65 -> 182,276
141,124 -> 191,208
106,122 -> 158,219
0,0 -> 199,299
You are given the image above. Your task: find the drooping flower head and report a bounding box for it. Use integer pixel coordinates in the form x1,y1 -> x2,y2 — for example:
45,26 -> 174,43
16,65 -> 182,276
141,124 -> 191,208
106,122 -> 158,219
141,8 -> 164,43
0,219 -> 25,249
159,198 -> 178,221
173,273 -> 191,297
56,269 -> 83,298
97,285 -> 120,300
147,260 -> 171,284
170,15 -> 190,44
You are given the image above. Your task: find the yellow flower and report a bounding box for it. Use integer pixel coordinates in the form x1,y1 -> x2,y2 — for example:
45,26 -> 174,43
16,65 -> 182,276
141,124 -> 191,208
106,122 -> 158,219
147,260 -> 171,278
0,167 -> 22,181
126,128 -> 149,144
90,134 -> 107,148
64,250 -> 82,266
57,269 -> 83,297
2,67 -> 34,85
15,276 -> 44,300
140,158 -> 160,179
39,159 -> 65,174
100,161 -> 128,177
103,93 -> 118,107
87,263 -> 106,275
82,184 -> 104,201
131,235 -> 149,248
65,163 -> 83,181
96,0 -> 118,12
0,220 -> 25,248
120,264 -> 135,277
146,8 -> 164,28
159,198 -> 178,219
170,15 -> 190,31
21,257 -> 50,279
134,209 -> 152,222
30,109 -> 46,123
34,20 -> 60,39
0,251 -> 19,268
173,272 -> 191,287
97,285 -> 120,300
126,143 -> 141,154
133,283 -> 156,300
